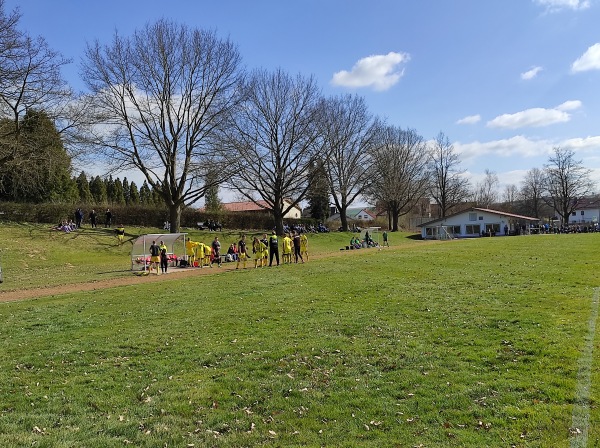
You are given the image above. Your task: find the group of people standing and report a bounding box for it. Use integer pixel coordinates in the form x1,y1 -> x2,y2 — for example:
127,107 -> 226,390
181,231 -> 309,271
149,240 -> 170,274
69,208 -> 112,229
250,231 -> 308,268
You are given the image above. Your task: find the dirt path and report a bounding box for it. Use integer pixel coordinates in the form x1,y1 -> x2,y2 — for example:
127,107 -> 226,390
0,248 -> 365,303
0,261 -> 258,303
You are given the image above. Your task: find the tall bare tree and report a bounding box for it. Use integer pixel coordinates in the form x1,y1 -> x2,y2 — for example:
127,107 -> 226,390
543,147 -> 594,226
366,126 -> 429,231
426,131 -> 470,218
220,68 -> 322,235
318,94 -> 380,231
80,19 -> 243,231
519,167 -> 545,218
474,169 -> 499,208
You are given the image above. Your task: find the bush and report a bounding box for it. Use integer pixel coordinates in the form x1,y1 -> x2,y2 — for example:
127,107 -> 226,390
0,202 -> 315,232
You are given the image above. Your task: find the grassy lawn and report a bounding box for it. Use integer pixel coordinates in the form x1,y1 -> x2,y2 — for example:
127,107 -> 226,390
0,222 -> 382,291
1,223 -> 599,447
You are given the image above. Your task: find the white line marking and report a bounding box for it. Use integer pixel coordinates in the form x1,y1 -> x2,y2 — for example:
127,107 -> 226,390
570,288 -> 599,448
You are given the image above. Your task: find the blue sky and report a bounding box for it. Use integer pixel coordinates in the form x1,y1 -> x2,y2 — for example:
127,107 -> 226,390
6,0 -> 600,197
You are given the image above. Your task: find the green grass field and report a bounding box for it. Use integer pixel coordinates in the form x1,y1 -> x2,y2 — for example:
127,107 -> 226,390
0,222 -> 599,447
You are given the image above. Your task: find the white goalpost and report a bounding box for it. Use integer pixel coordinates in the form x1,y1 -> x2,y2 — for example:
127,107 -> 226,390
360,226 -> 381,247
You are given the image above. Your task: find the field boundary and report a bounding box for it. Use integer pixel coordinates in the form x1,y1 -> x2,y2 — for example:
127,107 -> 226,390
570,287 -> 600,448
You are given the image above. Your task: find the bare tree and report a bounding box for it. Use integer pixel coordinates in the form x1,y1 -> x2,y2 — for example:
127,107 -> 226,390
220,68 -> 322,235
318,94 -> 380,231
502,184 -> 519,212
474,169 -> 499,208
366,126 -> 429,231
543,147 -> 594,226
426,131 -> 470,218
519,167 -> 545,218
80,19 -> 243,231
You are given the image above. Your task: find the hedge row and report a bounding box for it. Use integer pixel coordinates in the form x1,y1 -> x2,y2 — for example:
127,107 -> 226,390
0,202 -> 317,231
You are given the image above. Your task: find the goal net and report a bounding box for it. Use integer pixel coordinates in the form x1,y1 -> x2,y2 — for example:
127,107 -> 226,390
360,226 -> 381,247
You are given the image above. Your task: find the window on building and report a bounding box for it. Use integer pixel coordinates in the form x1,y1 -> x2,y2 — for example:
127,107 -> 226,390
465,224 -> 480,234
469,213 -> 477,221
485,223 -> 501,233
581,211 -> 585,216
447,225 -> 460,235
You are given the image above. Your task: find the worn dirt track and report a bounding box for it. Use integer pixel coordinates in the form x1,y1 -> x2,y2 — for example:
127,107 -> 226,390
0,248 -> 365,303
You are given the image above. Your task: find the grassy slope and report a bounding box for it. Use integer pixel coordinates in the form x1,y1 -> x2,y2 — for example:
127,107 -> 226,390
0,223 -> 599,447
0,223 -> 384,290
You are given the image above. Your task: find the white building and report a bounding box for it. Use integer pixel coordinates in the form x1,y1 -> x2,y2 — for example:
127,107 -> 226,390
566,198 -> 600,225
419,207 -> 539,239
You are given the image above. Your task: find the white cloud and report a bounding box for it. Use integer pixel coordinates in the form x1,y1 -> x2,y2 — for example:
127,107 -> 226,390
521,66 -> 543,80
455,134 -> 600,163
571,43 -> 600,72
455,135 -> 550,162
331,52 -> 410,91
456,114 -> 481,125
534,0 -> 590,11
455,134 -> 600,190
555,100 -> 582,111
487,100 -> 582,129
561,135 -> 600,150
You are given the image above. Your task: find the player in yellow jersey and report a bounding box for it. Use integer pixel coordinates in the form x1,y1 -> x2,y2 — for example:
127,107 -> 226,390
236,235 -> 249,269
282,233 -> 293,264
300,233 -> 308,261
116,224 -> 125,245
185,239 -> 199,266
253,237 -> 267,268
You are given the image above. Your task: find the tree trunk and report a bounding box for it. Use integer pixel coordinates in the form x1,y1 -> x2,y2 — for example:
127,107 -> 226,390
273,207 -> 284,236
391,209 -> 399,232
340,206 -> 349,232
169,203 -> 181,233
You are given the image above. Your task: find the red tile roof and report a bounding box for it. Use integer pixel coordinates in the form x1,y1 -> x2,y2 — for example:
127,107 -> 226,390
221,201 -> 271,212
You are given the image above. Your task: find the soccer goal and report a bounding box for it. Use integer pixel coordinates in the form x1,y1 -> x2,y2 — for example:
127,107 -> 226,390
360,226 -> 381,247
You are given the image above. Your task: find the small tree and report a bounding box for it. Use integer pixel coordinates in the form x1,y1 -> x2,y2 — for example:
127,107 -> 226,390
543,147 -> 594,225
204,167 -> 222,212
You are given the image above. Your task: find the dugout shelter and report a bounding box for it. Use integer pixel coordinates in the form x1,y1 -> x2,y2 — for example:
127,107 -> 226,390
131,233 -> 187,271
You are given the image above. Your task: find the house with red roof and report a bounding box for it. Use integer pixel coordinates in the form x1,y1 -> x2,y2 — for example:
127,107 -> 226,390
220,199 -> 302,220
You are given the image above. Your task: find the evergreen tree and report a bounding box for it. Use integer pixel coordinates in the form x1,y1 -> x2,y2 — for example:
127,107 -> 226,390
0,110 -> 74,203
204,181 -> 222,212
105,176 -> 115,204
113,178 -> 126,205
76,172 -> 93,203
307,160 -> 330,221
122,177 -> 130,204
89,176 -> 108,204
139,181 -> 152,205
50,173 -> 79,203
129,181 -> 140,205
151,186 -> 162,206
